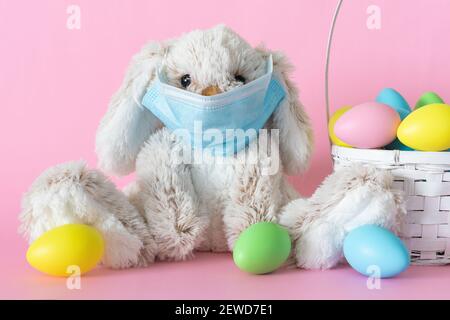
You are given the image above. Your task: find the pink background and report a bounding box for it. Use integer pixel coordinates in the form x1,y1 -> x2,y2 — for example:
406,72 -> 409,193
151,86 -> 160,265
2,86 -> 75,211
1,0 -> 449,299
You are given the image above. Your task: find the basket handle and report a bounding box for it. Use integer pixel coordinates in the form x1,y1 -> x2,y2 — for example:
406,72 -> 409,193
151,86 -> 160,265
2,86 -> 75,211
325,0 -> 344,155
325,0 -> 344,123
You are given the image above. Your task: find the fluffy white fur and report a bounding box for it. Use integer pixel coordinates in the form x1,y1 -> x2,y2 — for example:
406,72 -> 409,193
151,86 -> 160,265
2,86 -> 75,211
19,25 -> 405,270
20,162 -> 156,268
94,25 -> 314,261
280,164 -> 405,269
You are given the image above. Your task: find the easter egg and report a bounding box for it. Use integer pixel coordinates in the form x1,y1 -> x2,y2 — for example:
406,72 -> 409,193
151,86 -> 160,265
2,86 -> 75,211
397,103 -> 450,151
334,102 -> 401,149
233,222 -> 291,274
328,106 -> 353,147
415,91 -> 444,109
26,224 -> 104,277
343,225 -> 410,278
376,88 -> 411,120
384,138 -> 413,151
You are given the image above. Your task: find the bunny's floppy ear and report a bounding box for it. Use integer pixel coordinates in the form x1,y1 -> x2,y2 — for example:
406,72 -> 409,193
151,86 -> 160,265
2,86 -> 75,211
259,47 -> 314,175
96,41 -> 168,175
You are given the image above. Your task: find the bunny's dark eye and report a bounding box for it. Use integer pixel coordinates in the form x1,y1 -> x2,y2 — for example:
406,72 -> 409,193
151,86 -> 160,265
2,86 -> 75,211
180,74 -> 191,88
235,75 -> 246,83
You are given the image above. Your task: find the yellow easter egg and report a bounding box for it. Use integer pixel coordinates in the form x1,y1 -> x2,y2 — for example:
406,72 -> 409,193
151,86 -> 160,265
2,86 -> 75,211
26,224 -> 104,277
328,106 -> 353,147
397,103 -> 450,151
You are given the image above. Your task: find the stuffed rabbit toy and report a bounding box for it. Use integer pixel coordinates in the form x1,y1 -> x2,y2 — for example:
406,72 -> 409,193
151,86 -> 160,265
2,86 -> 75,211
20,25 -> 404,270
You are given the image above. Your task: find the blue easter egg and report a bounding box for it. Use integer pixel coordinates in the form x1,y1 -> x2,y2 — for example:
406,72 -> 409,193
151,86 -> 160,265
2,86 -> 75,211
343,225 -> 410,278
376,88 -> 411,120
384,138 -> 414,151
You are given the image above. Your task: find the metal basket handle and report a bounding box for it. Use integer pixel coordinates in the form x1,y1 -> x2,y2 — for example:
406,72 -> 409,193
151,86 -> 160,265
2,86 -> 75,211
325,0 -> 344,122
325,0 -> 344,154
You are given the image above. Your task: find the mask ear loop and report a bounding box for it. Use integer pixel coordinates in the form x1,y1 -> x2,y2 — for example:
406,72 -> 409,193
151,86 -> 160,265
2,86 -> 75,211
132,79 -> 146,109
267,54 -> 274,74
133,46 -> 170,108
157,47 -> 170,83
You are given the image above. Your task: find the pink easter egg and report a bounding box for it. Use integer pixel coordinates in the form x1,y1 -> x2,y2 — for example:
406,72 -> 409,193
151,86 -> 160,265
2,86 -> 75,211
334,102 -> 401,149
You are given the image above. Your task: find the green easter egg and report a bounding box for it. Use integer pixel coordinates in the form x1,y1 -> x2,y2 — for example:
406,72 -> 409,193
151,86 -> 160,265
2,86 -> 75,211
233,222 -> 291,274
415,92 -> 444,109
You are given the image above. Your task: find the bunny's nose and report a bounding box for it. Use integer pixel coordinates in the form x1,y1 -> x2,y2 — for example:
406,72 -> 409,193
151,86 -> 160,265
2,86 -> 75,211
201,86 -> 222,96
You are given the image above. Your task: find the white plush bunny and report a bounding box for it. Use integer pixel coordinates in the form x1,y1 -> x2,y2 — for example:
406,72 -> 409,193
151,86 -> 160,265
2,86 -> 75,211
20,25 -> 404,270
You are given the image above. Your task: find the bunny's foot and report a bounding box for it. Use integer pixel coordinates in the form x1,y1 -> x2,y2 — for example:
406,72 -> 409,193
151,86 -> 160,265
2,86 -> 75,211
280,164 -> 405,270
20,161 -> 157,269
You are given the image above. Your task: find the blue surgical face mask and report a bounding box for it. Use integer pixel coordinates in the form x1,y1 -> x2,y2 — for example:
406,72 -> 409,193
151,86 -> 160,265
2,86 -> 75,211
141,56 -> 285,156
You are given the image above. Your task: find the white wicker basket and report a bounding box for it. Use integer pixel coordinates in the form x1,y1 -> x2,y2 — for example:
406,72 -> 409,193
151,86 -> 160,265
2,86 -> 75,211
325,0 -> 450,265
332,146 -> 450,265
